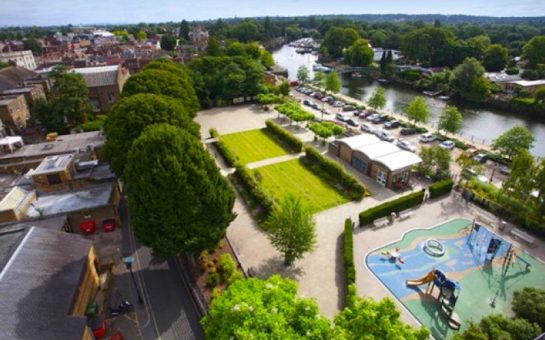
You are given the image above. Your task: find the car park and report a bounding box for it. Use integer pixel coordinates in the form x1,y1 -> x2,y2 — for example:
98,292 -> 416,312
345,118 -> 359,127
360,123 -> 376,134
439,140 -> 455,150
384,120 -> 400,129
396,139 -> 416,152
376,129 -> 394,142
336,113 -> 348,122
400,127 -> 417,135
473,153 -> 488,164
419,133 -> 436,143
370,114 -> 388,124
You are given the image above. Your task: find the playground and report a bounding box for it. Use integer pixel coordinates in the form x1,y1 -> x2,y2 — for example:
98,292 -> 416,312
365,218 -> 545,339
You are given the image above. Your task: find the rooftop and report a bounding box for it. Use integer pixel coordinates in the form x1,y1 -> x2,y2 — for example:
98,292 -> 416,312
374,150 -> 422,172
32,154 -> 74,176
0,227 -> 91,339
0,186 -> 34,212
0,96 -> 18,106
72,65 -> 119,87
509,79 -> 545,87
0,66 -> 39,92
355,141 -> 399,160
339,134 -> 381,149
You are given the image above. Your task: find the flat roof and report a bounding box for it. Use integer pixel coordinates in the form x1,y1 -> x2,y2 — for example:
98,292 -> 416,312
374,150 -> 422,172
354,141 -> 399,160
0,215 -> 68,234
32,154 -> 74,176
338,134 -> 381,149
0,227 -> 91,339
72,65 -> 119,88
509,79 -> 545,87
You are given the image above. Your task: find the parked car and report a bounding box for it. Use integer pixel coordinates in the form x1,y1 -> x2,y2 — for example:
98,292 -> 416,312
359,110 -> 374,119
419,133 -> 436,143
499,165 -> 510,176
473,153 -> 488,164
439,140 -> 455,150
345,118 -> 359,128
366,113 -> 379,122
376,129 -> 395,142
371,114 -> 388,124
311,102 -> 321,110
384,120 -> 400,129
360,123 -> 376,134
333,101 -> 344,107
342,105 -> 356,112
322,96 -> 333,103
336,113 -> 348,122
303,99 -> 312,106
396,139 -> 416,152
313,92 -> 324,100
353,110 -> 362,117
400,127 -> 417,135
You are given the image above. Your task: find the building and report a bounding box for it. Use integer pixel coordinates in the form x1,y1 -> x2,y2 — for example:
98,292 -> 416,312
0,95 -> 30,133
506,79 -> 545,94
0,227 -> 99,339
188,26 -> 209,50
0,50 -> 37,70
331,134 -> 422,189
0,66 -> 42,92
72,65 -> 129,113
0,85 -> 46,107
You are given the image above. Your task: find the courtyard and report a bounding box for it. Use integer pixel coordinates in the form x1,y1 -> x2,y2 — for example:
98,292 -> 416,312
220,129 -> 288,164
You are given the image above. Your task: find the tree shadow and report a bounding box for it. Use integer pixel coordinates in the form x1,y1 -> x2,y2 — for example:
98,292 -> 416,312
334,233 -> 346,311
250,256 -> 304,281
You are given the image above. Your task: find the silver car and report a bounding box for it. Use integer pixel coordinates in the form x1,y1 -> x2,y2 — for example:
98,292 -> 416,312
396,139 -> 416,152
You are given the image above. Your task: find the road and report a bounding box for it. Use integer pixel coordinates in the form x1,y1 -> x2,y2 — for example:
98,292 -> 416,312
119,198 -> 204,340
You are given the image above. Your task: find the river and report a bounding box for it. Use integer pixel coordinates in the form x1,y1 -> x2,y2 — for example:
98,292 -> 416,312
272,44 -> 545,157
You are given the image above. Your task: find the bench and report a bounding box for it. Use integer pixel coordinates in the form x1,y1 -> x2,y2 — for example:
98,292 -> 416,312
476,214 -> 495,227
510,228 -> 535,246
398,209 -> 413,221
373,217 -> 389,229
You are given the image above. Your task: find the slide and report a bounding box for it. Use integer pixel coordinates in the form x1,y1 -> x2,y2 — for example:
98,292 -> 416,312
405,271 -> 435,287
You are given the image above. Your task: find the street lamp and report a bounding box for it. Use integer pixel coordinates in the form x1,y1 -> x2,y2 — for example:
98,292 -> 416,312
489,164 -> 498,184
123,256 -> 144,304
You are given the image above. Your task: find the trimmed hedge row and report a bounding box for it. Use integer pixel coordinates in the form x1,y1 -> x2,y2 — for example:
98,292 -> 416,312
359,191 -> 424,226
265,120 -> 304,152
343,218 -> 355,306
232,163 -> 275,220
429,178 -> 454,199
303,146 -> 367,201
209,128 -> 238,167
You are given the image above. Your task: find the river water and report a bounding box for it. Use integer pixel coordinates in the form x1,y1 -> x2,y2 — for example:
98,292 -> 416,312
273,45 -> 545,156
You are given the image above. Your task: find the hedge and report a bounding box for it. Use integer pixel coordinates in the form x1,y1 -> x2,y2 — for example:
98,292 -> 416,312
359,191 -> 424,226
265,120 -> 304,152
302,146 -> 367,200
209,128 -> 238,167
343,218 -> 355,306
428,178 -> 454,199
232,163 -> 275,220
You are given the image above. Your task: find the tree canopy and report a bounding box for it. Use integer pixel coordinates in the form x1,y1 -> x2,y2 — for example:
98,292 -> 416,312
417,146 -> 451,180
512,288 -> 545,330
103,93 -> 200,178
451,57 -> 491,102
297,65 -> 310,84
491,125 -> 535,159
160,33 -> 176,50
322,27 -> 360,58
368,87 -> 386,110
345,39 -> 374,67
125,124 -> 235,256
522,36 -> 545,68
453,314 -> 541,340
438,105 -> 463,135
309,121 -> 344,139
406,96 -> 429,124
325,70 -> 341,94
483,44 -> 509,72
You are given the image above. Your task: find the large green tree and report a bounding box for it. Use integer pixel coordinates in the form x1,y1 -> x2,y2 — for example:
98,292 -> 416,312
501,150 -> 536,203
522,35 -> 545,68
512,287 -> 545,331
417,146 -> 451,180
453,314 -> 541,340
368,87 -> 386,111
406,96 -> 429,124
103,93 -> 199,178
160,33 -> 176,50
201,275 -> 331,339
325,70 -> 341,94
451,57 -> 491,102
322,27 -> 360,58
264,194 -> 316,266
23,38 -> 42,54
333,296 -> 429,339
345,39 -> 373,67
125,124 -> 235,256
483,44 -> 509,72
438,105 -> 463,135
297,65 -> 309,84
491,125 -> 535,160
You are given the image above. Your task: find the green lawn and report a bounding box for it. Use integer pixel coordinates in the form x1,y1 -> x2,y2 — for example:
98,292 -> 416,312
220,129 -> 288,164
256,159 -> 348,212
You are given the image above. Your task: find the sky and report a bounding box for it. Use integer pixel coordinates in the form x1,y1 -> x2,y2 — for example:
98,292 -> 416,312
1,0 -> 544,26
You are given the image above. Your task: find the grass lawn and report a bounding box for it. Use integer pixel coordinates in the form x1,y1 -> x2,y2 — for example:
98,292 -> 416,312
220,129 -> 288,164
256,159 -> 348,213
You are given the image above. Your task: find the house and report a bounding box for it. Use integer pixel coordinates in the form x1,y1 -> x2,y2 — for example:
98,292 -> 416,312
0,50 -> 37,70
0,66 -> 41,92
0,85 -> 46,107
72,65 -> 130,113
506,79 -> 545,94
0,95 -> 30,133
331,134 -> 422,189
0,227 -> 100,339
189,26 -> 209,50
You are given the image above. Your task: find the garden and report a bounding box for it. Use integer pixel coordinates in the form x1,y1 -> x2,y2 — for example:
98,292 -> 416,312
219,128 -> 289,164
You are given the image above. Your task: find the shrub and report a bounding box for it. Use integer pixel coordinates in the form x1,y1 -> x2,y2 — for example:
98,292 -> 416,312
207,272 -> 221,287
343,218 -> 355,306
303,146 -> 367,200
232,163 -> 275,219
218,254 -> 236,282
274,101 -> 315,123
428,178 -> 454,199
359,191 -> 424,226
265,120 -> 304,152
79,115 -> 107,131
210,128 -> 238,167
484,151 -> 510,165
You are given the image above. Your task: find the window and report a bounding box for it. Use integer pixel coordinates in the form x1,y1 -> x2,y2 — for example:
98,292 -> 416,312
376,170 -> 387,186
107,92 -> 115,103
47,173 -> 62,185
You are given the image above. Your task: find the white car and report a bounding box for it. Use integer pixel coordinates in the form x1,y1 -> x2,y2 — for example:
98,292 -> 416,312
439,140 -> 455,150
419,133 -> 436,143
366,113 -> 380,122
333,101 -> 344,107
360,123 -> 376,134
376,129 -> 394,142
336,113 -> 348,122
396,139 -> 416,152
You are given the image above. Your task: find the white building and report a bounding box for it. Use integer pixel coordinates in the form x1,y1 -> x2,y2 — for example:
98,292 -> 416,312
0,51 -> 37,70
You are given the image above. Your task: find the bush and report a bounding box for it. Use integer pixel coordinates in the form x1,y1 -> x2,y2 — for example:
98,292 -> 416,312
343,218 -> 355,306
505,66 -> 519,75
302,146 -> 367,200
79,115 -> 107,132
207,272 -> 221,287
359,191 -> 424,226
218,254 -> 236,282
265,120 -> 304,152
232,163 -> 275,219
210,128 -> 238,167
428,178 -> 454,199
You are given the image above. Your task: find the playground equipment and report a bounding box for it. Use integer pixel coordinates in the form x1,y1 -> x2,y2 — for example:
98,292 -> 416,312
405,269 -> 461,330
381,247 -> 405,264
423,239 -> 445,257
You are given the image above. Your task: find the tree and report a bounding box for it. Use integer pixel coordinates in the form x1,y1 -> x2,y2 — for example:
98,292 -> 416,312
512,287 -> 545,331
333,296 -> 429,340
345,39 -> 373,67
225,41 -> 247,57
451,57 -> 491,102
534,87 -> 545,104
522,36 -> 545,68
136,30 -> 147,41
491,125 -> 535,160
264,194 -> 316,266
229,20 -> 261,42
309,121 -> 344,140
160,33 -> 176,51
103,93 -> 200,178
368,87 -> 386,111
483,44 -> 509,72
297,65 -> 309,84
201,275 -> 331,339
417,146 -> 451,180
438,105 -> 463,135
260,49 -> 275,69
313,70 -> 325,86
502,150 -> 536,203
206,36 -> 222,56
23,38 -> 42,54
453,314 -> 541,340
325,70 -> 341,94
179,19 -> 190,39
125,124 -> 235,256
406,96 -> 429,125
278,81 -> 290,96
322,27 -> 360,58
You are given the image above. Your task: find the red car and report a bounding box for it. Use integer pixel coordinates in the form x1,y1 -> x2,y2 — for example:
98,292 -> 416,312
89,316 -> 107,339
79,219 -> 96,234
102,219 -> 116,233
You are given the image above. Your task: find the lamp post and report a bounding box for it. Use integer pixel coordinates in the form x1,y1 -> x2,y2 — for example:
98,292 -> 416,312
123,256 -> 144,304
489,164 -> 498,184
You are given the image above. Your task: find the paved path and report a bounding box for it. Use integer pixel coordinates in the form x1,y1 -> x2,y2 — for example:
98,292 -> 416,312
246,152 -> 304,169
